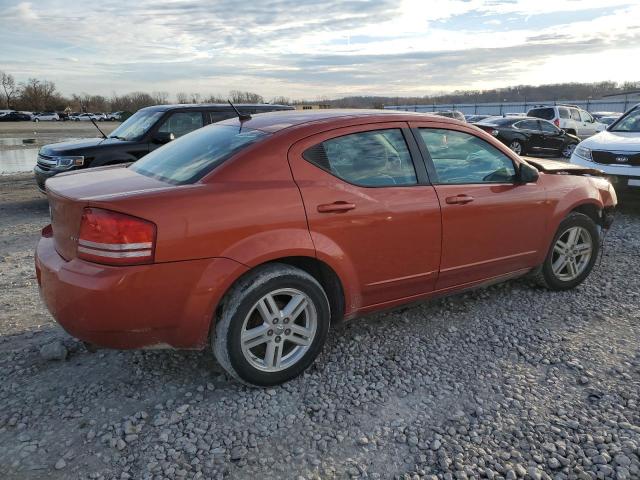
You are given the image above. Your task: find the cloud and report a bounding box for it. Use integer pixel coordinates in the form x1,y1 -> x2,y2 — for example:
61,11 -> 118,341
0,0 -> 638,99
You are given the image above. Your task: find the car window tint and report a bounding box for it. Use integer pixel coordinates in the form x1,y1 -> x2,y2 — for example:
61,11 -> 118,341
303,129 -> 417,187
570,109 -> 581,121
419,128 -> 516,184
559,107 -> 570,119
131,125 -> 268,184
209,111 -> 235,123
158,112 -> 204,138
528,108 -> 554,120
515,120 -> 539,130
539,121 -> 559,133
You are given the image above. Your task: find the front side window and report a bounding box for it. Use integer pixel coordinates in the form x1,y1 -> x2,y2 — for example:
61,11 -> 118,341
130,125 -> 268,184
157,112 -> 204,138
303,129 -> 417,187
419,128 -> 516,184
539,121 -> 559,134
109,110 -> 164,141
610,107 -> 640,132
580,111 -> 594,123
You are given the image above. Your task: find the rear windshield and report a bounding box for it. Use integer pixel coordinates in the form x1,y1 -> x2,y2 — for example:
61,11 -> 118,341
130,124 -> 268,184
528,108 -> 555,120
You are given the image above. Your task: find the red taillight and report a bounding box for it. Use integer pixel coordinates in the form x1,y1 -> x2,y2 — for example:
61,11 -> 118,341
554,118 -> 560,127
77,208 -> 156,266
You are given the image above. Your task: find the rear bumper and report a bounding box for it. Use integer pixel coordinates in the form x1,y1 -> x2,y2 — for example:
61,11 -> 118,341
35,237 -> 248,349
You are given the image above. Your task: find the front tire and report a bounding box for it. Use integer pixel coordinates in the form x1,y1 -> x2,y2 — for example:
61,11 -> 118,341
213,263 -> 331,386
534,212 -> 599,290
561,143 -> 577,158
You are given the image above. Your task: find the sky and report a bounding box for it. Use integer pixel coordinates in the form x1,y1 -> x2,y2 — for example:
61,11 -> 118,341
1,0 -> 639,100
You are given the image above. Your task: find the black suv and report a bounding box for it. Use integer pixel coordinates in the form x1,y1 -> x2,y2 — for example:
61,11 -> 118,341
34,103 -> 293,192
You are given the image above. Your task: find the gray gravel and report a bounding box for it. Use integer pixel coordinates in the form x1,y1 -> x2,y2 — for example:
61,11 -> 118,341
1,173 -> 639,479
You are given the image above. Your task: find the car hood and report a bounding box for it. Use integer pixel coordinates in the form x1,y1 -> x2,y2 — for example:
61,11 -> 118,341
40,137 -> 127,155
580,130 -> 640,152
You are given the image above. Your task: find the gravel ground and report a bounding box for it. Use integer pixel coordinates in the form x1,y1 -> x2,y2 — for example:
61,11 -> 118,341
0,173 -> 639,479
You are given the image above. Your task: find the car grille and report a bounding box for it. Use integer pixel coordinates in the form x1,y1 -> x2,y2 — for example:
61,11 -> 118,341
591,150 -> 640,167
37,154 -> 57,171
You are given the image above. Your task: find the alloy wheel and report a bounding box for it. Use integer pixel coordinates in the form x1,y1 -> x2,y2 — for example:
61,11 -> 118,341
562,144 -> 576,158
240,288 -> 317,372
551,226 -> 593,281
509,141 -> 522,155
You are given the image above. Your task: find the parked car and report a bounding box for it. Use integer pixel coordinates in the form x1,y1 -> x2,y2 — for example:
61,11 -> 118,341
527,105 -> 605,139
474,116 -> 580,157
430,110 -> 466,122
35,110 -> 617,386
0,111 -> 31,121
570,103 -> 640,191
105,112 -> 122,121
34,103 -> 294,192
33,112 -> 60,122
71,113 -> 100,121
465,114 -> 491,123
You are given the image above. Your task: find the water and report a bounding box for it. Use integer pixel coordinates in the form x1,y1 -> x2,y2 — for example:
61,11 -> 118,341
0,148 -> 40,174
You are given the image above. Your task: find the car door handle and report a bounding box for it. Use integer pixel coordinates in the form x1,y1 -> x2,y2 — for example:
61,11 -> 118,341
445,194 -> 474,205
317,201 -> 356,213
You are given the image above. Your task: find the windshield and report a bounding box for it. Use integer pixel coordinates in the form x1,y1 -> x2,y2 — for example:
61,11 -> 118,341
609,107 -> 640,132
109,110 -> 164,140
130,124 -> 268,184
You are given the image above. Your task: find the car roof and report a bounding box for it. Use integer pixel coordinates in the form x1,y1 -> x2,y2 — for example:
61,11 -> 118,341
139,103 -> 293,113
216,109 -> 463,133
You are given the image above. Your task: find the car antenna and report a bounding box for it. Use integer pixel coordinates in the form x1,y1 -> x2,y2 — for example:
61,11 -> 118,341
228,100 -> 251,122
89,115 -> 107,139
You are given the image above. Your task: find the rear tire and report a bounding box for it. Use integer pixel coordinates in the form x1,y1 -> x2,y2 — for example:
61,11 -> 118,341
212,263 -> 331,386
509,140 -> 524,156
534,212 -> 599,290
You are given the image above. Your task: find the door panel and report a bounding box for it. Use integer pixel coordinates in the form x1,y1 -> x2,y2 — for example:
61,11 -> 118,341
411,123 -> 548,289
288,122 -> 442,309
433,183 -> 548,288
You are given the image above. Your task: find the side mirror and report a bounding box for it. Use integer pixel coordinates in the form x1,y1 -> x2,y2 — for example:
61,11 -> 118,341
153,131 -> 175,144
518,162 -> 539,184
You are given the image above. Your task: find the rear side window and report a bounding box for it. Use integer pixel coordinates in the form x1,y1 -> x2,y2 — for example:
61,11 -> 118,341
157,112 -> 204,138
528,108 -> 555,120
130,125 -> 268,184
419,129 -> 516,184
303,129 -> 417,187
570,109 -> 581,121
539,121 -> 559,133
559,107 -> 570,119
514,120 -> 539,130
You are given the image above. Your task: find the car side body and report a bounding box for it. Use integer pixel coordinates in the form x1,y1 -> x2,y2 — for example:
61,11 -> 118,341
35,110 -> 617,383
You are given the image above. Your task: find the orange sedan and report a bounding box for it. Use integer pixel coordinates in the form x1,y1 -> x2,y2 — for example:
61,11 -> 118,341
35,110 -> 617,385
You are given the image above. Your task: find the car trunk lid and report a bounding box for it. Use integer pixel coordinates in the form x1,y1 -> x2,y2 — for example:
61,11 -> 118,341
46,165 -> 171,260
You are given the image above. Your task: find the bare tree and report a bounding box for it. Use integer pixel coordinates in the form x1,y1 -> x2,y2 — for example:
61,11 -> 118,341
176,92 -> 190,104
229,90 -> 264,104
152,91 -> 169,104
270,96 -> 291,105
1,71 -> 19,109
20,78 -> 58,111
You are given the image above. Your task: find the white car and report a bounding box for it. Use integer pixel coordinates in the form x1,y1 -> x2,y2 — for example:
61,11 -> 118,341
527,105 -> 606,139
72,113 -> 99,121
33,112 -> 60,122
570,104 -> 640,191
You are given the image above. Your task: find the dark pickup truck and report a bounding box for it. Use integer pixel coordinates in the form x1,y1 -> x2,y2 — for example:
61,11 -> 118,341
34,103 -> 293,192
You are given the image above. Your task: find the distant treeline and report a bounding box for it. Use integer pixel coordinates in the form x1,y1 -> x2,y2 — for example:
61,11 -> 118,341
1,70 -> 638,113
